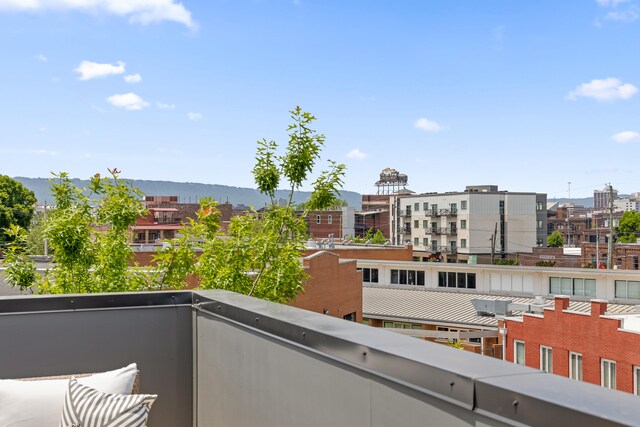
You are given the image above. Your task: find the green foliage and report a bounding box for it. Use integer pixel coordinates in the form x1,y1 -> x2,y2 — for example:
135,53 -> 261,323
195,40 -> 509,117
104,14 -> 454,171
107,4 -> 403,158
4,169 -> 149,294
25,211 -> 48,255
616,211 -> 640,243
297,198 -> 348,211
445,340 -> 465,350
492,258 -> 518,266
547,230 -> 564,247
161,107 -> 346,303
535,260 -> 556,267
351,229 -> 387,244
0,175 -> 36,242
2,224 -> 37,293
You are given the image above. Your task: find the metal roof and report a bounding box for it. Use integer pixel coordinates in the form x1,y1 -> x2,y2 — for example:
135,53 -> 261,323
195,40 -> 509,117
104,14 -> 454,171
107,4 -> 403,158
363,286 -> 637,329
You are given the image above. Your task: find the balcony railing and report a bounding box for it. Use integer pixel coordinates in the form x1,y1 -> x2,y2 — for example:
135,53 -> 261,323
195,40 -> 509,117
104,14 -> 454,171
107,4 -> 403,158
0,290 -> 638,427
427,209 -> 457,217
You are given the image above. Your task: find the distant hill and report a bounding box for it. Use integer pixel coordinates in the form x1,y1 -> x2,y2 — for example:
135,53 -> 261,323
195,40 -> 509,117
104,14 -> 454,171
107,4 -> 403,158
14,177 -> 363,209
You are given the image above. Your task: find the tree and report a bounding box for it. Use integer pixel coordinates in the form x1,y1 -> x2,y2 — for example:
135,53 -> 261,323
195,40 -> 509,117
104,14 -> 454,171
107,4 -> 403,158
4,169 -> 148,294
616,211 -> 640,243
547,230 -> 564,247
157,107 -> 346,303
0,175 -> 36,243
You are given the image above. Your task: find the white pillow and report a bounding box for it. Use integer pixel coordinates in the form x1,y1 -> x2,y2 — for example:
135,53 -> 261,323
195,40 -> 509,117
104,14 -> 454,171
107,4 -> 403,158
0,363 -> 138,427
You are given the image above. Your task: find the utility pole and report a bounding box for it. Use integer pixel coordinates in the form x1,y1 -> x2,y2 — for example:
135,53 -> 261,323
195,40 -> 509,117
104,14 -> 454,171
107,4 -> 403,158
607,183 -> 614,269
490,222 -> 497,264
43,201 -> 48,257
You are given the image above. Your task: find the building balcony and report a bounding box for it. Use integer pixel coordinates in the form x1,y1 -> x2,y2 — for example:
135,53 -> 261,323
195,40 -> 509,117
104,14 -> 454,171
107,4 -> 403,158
400,208 -> 412,217
0,290 -> 638,427
402,225 -> 412,233
427,209 -> 457,217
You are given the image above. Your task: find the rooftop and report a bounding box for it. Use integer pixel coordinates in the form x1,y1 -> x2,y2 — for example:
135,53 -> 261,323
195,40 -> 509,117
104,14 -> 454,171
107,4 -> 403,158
1,290 -> 639,426
363,286 -> 637,328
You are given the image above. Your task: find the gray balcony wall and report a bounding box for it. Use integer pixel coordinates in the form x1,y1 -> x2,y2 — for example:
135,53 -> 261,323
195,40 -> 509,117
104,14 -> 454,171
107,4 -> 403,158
0,294 -> 193,427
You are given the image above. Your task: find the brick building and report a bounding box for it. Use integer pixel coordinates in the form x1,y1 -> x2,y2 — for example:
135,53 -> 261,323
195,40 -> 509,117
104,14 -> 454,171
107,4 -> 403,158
359,194 -> 392,238
505,296 -> 640,395
581,242 -> 640,270
290,251 -> 362,322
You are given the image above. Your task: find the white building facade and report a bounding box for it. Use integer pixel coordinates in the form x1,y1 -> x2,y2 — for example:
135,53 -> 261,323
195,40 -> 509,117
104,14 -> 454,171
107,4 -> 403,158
390,185 -> 546,262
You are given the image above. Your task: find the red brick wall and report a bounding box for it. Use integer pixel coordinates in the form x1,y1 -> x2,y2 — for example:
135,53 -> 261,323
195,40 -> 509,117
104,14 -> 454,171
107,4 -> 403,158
291,252 -> 362,322
505,296 -> 640,394
306,210 -> 343,239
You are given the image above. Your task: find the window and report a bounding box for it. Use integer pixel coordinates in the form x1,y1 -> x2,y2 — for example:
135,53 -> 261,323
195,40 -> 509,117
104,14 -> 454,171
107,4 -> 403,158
537,201 -> 544,211
423,220 -> 428,229
362,268 -> 378,283
414,220 -> 419,228
430,204 -> 438,215
537,220 -> 543,229
514,341 -> 525,365
540,346 -> 553,373
362,319 -> 370,326
414,202 -> 420,211
384,321 -> 422,329
423,202 -> 428,211
601,359 -> 616,390
460,219 -> 467,229
391,269 -> 424,286
549,277 -> 596,296
536,238 -> 543,247
437,272 -> 476,289
450,203 -> 457,213
614,280 -> 640,299
460,239 -> 467,248
423,238 -> 428,247
461,200 -> 467,210
569,352 -> 583,381
414,237 -> 419,246
327,215 -> 332,224
634,366 -> 640,396
316,215 -> 321,224
343,312 -> 356,322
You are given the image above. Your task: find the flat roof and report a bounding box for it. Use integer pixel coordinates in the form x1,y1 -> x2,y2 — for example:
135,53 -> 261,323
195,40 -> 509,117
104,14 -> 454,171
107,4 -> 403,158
363,286 -> 637,329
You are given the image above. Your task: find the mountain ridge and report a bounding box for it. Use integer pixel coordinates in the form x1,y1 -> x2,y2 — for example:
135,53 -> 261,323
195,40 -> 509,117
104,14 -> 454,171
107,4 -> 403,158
13,177 -> 364,209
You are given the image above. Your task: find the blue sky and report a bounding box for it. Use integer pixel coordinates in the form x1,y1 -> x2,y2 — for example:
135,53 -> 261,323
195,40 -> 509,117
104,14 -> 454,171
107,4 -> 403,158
0,0 -> 638,200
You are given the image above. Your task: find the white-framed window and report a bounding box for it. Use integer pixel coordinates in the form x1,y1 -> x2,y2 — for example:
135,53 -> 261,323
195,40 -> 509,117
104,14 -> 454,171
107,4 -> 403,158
414,202 -> 420,211
328,215 -> 332,224
461,200 -> 467,210
601,359 -> 616,390
540,346 -> 553,373
634,366 -> 640,396
536,201 -> 544,211
537,220 -> 543,229
460,219 -> 467,229
316,215 -> 321,224
414,237 -> 419,246
569,352 -> 583,381
414,220 -> 419,228
423,238 -> 428,247
460,239 -> 467,248
514,340 -> 525,365
423,202 -> 428,211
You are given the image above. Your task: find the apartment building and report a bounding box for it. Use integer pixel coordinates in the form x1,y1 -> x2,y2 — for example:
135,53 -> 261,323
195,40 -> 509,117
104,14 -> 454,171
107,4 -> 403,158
391,185 -> 547,262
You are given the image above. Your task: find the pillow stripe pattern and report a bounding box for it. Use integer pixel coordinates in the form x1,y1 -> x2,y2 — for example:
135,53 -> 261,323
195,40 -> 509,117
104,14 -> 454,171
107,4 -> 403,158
60,378 -> 157,427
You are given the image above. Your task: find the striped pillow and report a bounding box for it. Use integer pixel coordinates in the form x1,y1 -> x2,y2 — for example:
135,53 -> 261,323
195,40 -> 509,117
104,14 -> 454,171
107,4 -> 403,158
59,378 -> 157,427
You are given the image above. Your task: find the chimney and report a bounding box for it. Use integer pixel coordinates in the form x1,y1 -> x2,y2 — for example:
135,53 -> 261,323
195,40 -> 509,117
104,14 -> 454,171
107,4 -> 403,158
554,296 -> 570,312
590,299 -> 608,318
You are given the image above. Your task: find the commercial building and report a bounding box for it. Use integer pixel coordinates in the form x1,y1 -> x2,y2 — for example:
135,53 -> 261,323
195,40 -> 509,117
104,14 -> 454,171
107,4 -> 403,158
390,185 -> 547,262
504,296 -> 640,395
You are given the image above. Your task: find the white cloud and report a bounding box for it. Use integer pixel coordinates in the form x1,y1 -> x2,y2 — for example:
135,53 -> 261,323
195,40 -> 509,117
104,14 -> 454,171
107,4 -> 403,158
414,117 -> 444,132
34,53 -> 47,62
157,101 -> 175,109
29,149 -> 56,156
346,148 -> 369,160
611,131 -> 640,143
604,7 -> 639,22
188,112 -> 203,121
567,78 -> 638,101
106,93 -> 149,110
596,0 -> 629,6
0,0 -> 195,28
75,60 -> 125,80
123,73 -> 142,83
